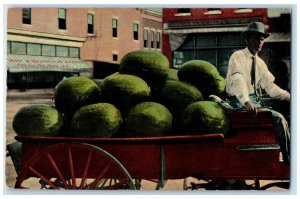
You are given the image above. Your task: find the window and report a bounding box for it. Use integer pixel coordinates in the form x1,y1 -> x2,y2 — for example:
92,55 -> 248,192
113,53 -> 118,61
58,8 -> 67,30
69,47 -> 79,58
11,42 -> 26,55
151,31 -> 155,48
7,41 -> 11,54
27,43 -> 41,56
56,46 -> 69,57
88,13 -> 94,34
174,33 -> 244,75
156,32 -> 161,49
204,8 -> 222,15
178,8 -> 191,14
143,29 -> 148,48
133,23 -> 139,40
22,8 -> 31,24
112,19 -> 118,37
42,45 -> 55,57
234,8 -> 253,13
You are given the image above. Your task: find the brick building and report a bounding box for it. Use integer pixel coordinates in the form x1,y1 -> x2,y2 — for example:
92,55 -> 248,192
6,8 -> 162,87
162,8 -> 291,90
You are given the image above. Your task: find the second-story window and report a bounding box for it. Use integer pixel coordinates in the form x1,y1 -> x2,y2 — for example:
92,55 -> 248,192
156,32 -> 161,49
178,8 -> 191,14
58,8 -> 67,30
88,13 -> 94,34
133,23 -> 139,40
113,53 -> 118,62
143,29 -> 148,48
112,19 -> 118,38
151,31 -> 155,48
22,8 -> 31,24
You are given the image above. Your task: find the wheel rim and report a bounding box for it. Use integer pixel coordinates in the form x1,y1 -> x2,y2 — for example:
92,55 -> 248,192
15,142 -> 136,190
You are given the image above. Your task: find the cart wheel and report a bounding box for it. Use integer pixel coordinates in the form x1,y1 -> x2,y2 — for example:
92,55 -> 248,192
15,143 -> 136,190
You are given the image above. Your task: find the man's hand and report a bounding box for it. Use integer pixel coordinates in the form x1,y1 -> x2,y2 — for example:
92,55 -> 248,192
244,101 -> 257,118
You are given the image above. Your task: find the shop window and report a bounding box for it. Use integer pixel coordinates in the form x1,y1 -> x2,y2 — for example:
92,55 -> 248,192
196,34 -> 217,47
143,29 -> 148,48
218,33 -> 243,46
133,23 -> 139,40
56,46 -> 69,57
42,45 -> 55,57
88,13 -> 94,34
218,49 -> 238,77
69,47 -> 79,58
112,19 -> 118,38
27,43 -> 41,56
11,42 -> 26,55
22,8 -> 31,24
151,31 -> 155,48
58,8 -> 67,30
195,50 -> 216,66
156,32 -> 161,49
174,33 -> 245,74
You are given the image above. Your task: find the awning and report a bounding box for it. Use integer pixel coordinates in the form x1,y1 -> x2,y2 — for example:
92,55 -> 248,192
264,33 -> 291,43
7,54 -> 90,73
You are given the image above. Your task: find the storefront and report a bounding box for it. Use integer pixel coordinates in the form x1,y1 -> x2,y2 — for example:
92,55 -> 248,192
7,54 -> 89,88
6,29 -> 89,88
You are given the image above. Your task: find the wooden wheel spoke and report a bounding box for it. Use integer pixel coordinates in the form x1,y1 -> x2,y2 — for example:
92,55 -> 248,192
47,152 -> 69,189
89,163 -> 111,189
16,143 -> 135,190
68,146 -> 76,188
28,166 -> 59,189
79,149 -> 93,189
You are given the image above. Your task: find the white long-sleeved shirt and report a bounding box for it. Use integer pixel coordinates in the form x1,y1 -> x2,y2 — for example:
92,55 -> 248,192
226,47 -> 289,105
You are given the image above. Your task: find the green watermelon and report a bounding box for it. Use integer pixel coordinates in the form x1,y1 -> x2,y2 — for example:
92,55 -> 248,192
178,60 -> 226,98
71,103 -> 122,138
159,80 -> 203,118
119,50 -> 170,87
101,73 -> 151,112
180,101 -> 230,135
54,76 -> 100,115
13,104 -> 63,136
126,102 -> 172,137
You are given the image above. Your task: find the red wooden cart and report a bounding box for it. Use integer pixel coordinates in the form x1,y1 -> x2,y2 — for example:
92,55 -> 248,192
10,110 -> 290,190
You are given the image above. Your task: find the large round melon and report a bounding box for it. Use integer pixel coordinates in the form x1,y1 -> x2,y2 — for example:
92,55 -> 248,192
71,103 -> 122,138
126,102 -> 172,137
119,50 -> 170,87
101,73 -> 151,112
180,101 -> 230,135
54,76 -> 100,114
178,60 -> 226,98
13,104 -> 63,136
159,80 -> 203,118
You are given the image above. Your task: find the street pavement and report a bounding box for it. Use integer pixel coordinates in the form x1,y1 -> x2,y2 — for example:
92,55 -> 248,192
4,89 -> 288,191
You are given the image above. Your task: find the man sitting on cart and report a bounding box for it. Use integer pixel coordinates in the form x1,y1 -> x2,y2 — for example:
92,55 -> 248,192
225,21 -> 291,165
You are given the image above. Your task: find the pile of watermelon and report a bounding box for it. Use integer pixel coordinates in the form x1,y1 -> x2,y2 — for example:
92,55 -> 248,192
13,50 -> 230,138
